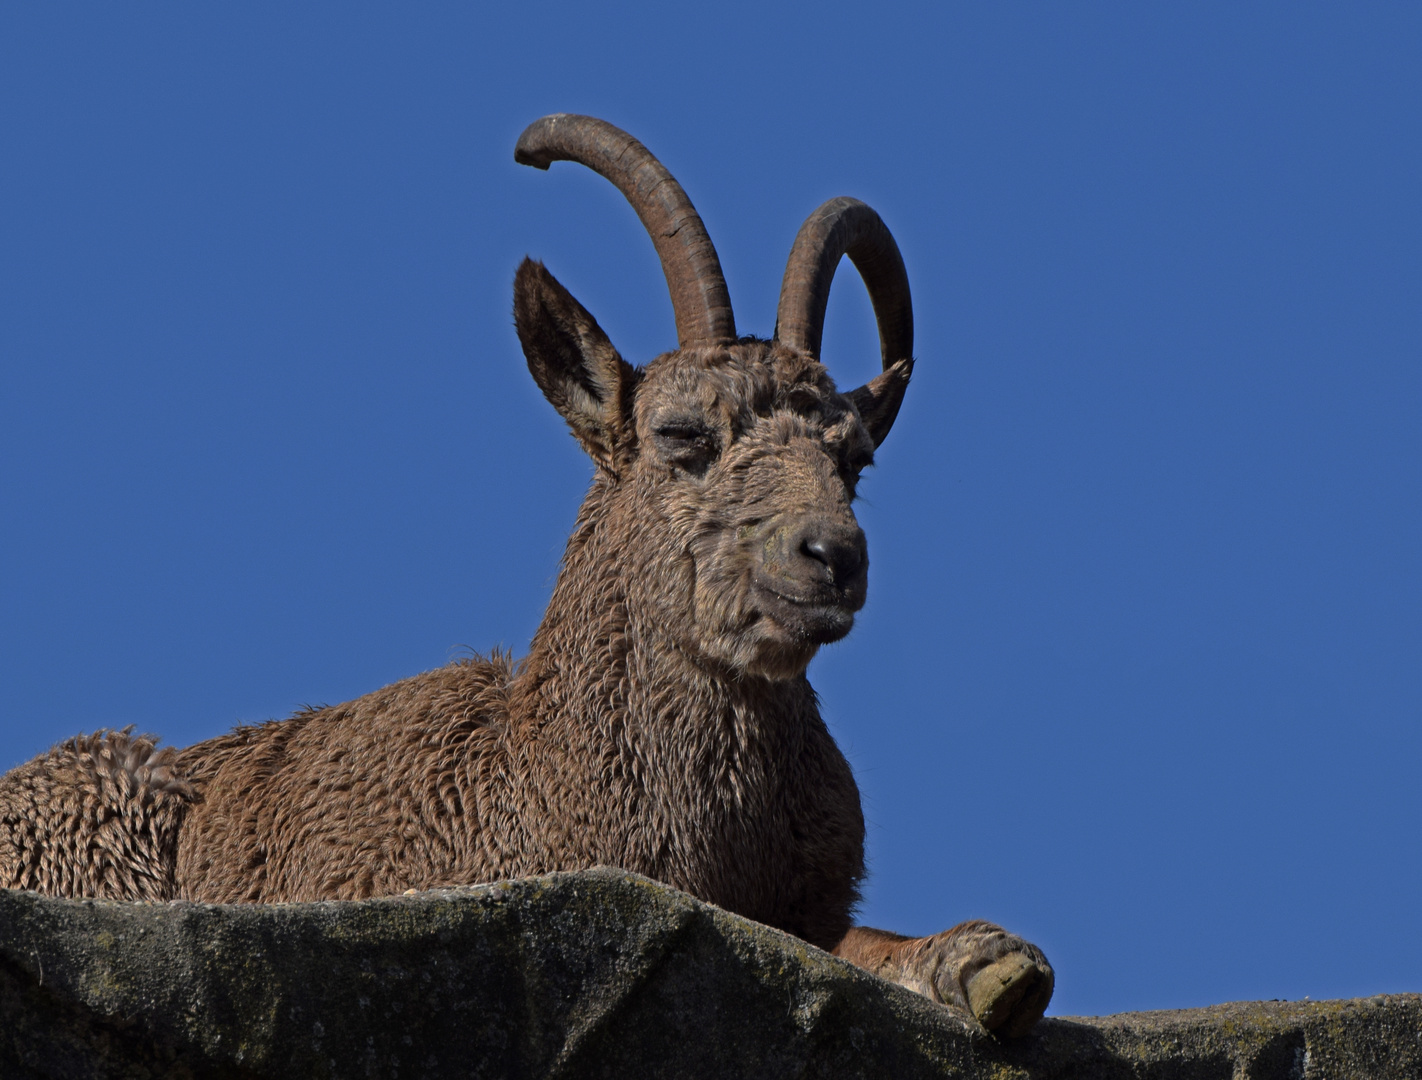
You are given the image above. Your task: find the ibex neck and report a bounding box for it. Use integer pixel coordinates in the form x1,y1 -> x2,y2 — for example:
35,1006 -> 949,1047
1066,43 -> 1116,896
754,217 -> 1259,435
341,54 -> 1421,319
503,482 -> 851,928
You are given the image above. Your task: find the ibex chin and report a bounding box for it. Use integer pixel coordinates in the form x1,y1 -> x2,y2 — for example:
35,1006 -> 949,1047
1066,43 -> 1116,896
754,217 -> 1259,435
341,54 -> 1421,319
0,115 -> 1053,1036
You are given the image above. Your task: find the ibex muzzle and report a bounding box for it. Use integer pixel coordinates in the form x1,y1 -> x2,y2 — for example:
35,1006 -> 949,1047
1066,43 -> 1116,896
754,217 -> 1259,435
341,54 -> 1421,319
755,513 -> 868,643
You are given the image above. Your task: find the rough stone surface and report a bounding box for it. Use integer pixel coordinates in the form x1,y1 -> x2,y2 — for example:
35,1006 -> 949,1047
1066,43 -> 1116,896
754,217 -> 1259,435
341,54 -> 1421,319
0,869 -> 1416,1079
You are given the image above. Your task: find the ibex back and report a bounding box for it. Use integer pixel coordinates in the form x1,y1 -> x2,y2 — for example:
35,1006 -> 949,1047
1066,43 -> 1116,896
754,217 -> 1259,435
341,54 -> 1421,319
0,115 -> 1054,1036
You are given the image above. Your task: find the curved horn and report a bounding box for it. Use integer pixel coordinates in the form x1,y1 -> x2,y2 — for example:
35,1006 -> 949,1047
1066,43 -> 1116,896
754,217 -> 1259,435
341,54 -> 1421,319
515,114 -> 736,347
775,197 -> 912,368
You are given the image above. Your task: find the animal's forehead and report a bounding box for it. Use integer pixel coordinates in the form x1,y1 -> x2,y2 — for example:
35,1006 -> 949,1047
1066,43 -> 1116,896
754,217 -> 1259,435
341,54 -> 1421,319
635,342 -> 845,425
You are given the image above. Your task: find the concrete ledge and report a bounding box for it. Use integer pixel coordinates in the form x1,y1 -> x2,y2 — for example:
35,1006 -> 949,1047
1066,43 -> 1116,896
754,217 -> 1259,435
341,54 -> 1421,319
0,869 -> 1416,1078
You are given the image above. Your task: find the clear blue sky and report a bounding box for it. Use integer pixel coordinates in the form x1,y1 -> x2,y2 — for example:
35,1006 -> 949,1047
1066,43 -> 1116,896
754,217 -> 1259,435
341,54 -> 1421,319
2,4 -> 1418,1017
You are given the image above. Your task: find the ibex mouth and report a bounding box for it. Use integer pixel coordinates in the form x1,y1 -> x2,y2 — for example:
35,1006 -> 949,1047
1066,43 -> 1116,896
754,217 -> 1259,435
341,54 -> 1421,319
751,578 -> 863,645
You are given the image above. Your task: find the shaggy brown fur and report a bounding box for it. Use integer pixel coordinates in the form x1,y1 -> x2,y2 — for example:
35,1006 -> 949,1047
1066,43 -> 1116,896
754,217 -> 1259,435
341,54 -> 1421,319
0,729 -> 191,901
0,116 -> 1054,1035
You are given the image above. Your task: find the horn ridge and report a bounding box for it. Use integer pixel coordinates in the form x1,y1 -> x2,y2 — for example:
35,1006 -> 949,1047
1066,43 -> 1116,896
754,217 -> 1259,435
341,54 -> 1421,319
516,114 -> 737,347
775,196 -> 913,369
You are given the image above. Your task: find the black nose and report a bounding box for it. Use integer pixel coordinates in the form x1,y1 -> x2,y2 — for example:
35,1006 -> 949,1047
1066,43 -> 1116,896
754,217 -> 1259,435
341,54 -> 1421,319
797,526 -> 866,586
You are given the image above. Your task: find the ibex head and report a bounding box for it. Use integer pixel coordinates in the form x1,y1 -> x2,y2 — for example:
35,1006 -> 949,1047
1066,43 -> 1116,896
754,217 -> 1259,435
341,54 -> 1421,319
515,115 -> 914,680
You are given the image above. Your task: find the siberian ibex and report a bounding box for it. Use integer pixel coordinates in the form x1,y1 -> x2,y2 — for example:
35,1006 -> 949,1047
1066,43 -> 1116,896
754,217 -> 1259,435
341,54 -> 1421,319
0,115 -> 1054,1035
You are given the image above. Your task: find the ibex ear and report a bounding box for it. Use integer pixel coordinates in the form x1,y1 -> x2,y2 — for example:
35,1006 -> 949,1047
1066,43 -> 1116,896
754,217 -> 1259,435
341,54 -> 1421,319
514,258 -> 639,475
846,357 -> 913,449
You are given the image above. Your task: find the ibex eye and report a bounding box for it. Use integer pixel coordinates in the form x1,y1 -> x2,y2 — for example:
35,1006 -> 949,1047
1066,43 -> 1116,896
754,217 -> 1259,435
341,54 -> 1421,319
653,422 -> 719,474
654,424 -> 706,443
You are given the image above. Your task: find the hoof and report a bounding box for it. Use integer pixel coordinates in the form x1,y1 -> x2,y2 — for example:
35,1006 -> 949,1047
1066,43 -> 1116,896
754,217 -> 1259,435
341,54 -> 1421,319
966,952 -> 1053,1038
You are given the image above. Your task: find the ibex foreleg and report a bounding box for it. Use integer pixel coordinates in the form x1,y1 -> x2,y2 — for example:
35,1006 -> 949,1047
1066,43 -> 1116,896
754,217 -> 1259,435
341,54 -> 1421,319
835,921 -> 1054,1037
